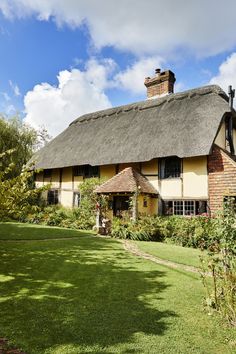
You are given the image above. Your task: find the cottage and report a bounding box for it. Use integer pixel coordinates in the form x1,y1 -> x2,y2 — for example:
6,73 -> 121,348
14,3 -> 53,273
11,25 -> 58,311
32,69 -> 236,218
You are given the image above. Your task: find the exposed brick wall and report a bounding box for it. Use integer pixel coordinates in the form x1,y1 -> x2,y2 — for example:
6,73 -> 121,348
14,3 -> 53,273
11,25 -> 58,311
208,144 -> 236,214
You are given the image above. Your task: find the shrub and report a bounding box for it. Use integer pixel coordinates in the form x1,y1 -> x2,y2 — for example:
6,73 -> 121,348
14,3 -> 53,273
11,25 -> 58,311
200,201 -> 236,326
24,178 -> 108,231
111,216 -> 165,241
163,215 -> 216,249
110,214 -> 216,246
25,205 -> 96,230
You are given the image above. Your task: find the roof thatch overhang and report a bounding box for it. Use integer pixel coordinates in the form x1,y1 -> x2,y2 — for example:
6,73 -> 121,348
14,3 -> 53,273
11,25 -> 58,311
30,85 -> 232,169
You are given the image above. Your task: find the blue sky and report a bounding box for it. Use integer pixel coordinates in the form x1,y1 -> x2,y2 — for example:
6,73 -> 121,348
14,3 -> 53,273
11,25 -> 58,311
0,1 -> 236,136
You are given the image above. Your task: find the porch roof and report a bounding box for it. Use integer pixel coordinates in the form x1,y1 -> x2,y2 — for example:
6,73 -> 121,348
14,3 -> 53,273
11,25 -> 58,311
95,167 -> 158,195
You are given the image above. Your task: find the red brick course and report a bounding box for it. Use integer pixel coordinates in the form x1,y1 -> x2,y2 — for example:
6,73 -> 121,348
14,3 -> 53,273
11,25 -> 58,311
208,145 -> 236,214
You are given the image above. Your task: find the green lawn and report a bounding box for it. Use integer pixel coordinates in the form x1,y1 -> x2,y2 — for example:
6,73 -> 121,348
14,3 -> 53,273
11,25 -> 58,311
0,223 -> 235,354
0,222 -> 93,240
133,240 -> 204,268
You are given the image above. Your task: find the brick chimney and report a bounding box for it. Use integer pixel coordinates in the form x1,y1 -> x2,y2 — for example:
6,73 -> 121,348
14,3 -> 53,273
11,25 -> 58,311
144,69 -> 176,99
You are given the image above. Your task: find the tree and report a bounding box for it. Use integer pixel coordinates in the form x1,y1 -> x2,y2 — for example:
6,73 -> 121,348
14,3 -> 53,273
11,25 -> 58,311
0,116 -> 51,178
0,151 -> 46,220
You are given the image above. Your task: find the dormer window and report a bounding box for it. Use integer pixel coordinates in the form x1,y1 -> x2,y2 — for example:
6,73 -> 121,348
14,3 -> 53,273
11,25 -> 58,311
160,157 -> 181,179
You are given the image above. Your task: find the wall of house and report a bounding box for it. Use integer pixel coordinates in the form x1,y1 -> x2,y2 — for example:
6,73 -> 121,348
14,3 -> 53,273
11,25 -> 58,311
35,155 -> 208,212
105,196 -> 114,220
61,167 -> 72,190
74,176 -> 83,190
141,159 -> 159,193
160,179 -> 182,198
60,190 -> 73,207
138,195 -> 158,216
60,167 -> 73,206
158,157 -> 208,200
214,121 -> 236,154
100,165 -> 116,180
35,171 -> 44,188
51,169 -> 60,189
214,122 -> 226,149
183,157 -> 208,198
233,128 -> 236,149
208,145 -> 236,214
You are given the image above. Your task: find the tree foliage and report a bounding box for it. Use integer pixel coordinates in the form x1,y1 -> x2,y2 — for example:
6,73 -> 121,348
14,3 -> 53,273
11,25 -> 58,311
0,116 -> 51,177
0,151 -> 46,220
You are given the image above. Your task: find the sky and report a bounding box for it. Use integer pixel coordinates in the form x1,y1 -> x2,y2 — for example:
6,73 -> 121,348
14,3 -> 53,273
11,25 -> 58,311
1,0 -> 236,136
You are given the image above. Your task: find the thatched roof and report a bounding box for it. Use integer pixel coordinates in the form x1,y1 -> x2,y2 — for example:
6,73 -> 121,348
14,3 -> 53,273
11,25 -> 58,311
95,167 -> 158,195
31,85 -> 231,169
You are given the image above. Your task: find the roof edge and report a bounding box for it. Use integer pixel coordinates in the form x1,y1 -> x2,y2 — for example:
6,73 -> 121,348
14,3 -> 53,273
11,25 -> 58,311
70,84 -> 228,127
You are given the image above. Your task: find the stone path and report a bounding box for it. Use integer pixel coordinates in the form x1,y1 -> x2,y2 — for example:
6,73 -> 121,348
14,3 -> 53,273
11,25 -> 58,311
121,239 -> 201,274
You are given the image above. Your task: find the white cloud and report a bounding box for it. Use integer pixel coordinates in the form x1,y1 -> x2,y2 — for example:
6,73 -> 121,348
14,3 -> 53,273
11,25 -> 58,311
1,92 -> 10,101
23,55 -> 185,136
114,57 -> 164,95
5,104 -> 16,115
23,59 -> 113,136
1,0 -> 236,57
9,80 -> 21,96
209,53 -> 236,94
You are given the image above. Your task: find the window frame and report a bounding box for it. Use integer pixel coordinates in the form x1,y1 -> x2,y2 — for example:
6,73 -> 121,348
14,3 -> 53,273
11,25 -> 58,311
159,157 -> 182,179
73,192 -> 81,207
73,165 -> 100,178
47,189 -> 59,205
163,200 -> 208,216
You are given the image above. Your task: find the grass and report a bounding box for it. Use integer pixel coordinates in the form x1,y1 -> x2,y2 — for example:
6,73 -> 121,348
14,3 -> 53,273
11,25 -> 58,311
0,222 -> 93,240
0,223 -> 235,354
133,241 -> 204,268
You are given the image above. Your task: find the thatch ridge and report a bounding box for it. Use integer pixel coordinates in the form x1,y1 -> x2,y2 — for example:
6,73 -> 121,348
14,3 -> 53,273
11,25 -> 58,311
70,85 -> 228,125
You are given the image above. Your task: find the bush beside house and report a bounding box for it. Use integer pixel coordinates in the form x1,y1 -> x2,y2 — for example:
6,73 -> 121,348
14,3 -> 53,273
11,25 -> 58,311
111,214 -> 216,248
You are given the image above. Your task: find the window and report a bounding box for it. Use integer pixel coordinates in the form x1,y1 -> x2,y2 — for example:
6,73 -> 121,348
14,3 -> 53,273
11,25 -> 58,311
184,201 -> 195,215
164,200 -> 207,216
173,201 -> 183,215
73,165 -> 99,178
47,190 -> 59,205
73,192 -> 81,207
73,166 -> 84,176
196,201 -> 208,214
143,197 -> 148,208
160,157 -> 181,179
44,169 -> 52,179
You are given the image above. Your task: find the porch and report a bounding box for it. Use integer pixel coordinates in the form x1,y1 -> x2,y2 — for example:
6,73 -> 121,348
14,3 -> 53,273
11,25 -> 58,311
95,167 -> 158,230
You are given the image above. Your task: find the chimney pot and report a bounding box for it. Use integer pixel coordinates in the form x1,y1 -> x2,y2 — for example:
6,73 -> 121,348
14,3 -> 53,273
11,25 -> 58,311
155,68 -> 161,74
